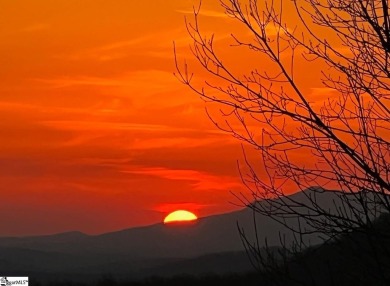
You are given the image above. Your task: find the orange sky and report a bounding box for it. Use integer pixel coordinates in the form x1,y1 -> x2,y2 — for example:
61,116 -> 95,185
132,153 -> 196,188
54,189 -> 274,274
0,0 -> 334,236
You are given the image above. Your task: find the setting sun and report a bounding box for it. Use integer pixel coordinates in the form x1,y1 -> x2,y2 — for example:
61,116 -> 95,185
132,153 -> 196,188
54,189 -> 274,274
163,210 -> 198,224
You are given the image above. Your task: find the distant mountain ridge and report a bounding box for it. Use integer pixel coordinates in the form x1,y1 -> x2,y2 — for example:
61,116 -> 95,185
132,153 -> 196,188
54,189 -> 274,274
0,187 -> 384,281
0,187 -> 332,255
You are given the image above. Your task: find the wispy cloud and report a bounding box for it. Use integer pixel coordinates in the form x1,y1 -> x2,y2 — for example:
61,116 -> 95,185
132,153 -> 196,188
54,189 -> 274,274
22,23 -> 50,32
40,120 -> 216,133
33,76 -> 124,88
130,136 -> 227,150
153,202 -> 213,213
56,28 -> 189,62
33,69 -> 179,92
176,9 -> 228,18
310,87 -> 337,97
124,167 -> 241,191
32,69 -> 204,110
39,119 -> 229,148
0,101 -> 40,111
264,24 -> 292,36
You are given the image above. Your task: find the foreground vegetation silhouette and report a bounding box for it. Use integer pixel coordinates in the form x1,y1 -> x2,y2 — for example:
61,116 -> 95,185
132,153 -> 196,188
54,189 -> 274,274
175,0 -> 390,284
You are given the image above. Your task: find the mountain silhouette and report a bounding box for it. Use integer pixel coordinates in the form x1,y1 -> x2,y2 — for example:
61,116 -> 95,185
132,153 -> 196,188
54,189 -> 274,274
0,187 -> 385,282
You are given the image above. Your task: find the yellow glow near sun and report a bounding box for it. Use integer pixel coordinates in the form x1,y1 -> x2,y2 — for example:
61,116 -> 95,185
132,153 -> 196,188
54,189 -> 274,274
163,210 -> 197,224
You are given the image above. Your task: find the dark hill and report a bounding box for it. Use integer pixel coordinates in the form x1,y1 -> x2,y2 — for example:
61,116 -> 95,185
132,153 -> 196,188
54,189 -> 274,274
0,187 -> 338,258
0,187 -> 385,283
261,212 -> 390,286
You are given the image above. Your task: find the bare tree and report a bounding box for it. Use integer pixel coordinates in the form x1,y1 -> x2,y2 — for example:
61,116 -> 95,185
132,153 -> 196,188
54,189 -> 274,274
175,0 -> 390,284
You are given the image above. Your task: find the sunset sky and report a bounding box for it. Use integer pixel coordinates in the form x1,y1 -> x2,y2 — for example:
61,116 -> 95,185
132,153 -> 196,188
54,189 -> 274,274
0,0 -> 330,236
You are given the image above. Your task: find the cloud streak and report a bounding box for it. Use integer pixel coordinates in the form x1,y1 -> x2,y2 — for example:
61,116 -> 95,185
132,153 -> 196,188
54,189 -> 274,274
176,9 -> 228,18
124,167 -> 241,191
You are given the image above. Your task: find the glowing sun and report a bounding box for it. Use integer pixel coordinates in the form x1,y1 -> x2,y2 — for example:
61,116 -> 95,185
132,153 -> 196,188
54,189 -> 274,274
164,210 -> 198,224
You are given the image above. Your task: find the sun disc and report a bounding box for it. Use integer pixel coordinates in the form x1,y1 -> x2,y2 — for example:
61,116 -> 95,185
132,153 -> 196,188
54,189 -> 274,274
163,210 -> 197,224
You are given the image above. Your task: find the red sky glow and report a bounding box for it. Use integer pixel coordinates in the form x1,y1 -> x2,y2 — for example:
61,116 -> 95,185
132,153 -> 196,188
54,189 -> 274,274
0,0 -> 336,236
